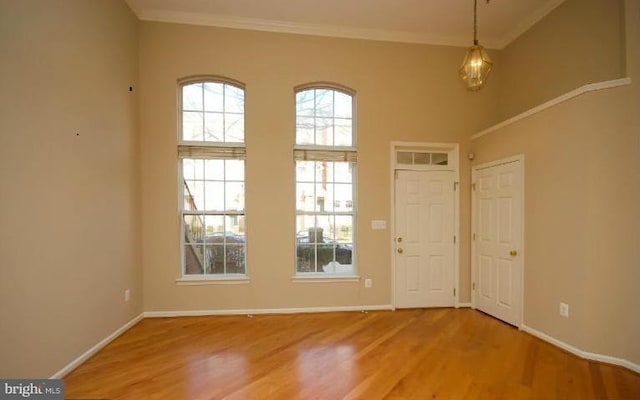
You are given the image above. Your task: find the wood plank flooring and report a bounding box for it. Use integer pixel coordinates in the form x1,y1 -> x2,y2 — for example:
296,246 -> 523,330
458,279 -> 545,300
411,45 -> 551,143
64,309 -> 640,400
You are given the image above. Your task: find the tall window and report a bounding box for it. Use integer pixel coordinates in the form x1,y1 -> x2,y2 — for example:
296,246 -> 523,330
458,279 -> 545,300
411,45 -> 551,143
295,84 -> 356,275
178,77 -> 246,278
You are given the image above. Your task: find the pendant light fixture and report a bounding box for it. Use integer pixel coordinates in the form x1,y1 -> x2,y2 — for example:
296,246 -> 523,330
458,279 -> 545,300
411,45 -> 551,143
459,0 -> 492,91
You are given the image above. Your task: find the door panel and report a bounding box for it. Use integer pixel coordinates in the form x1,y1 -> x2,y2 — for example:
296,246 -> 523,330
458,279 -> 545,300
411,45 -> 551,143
395,170 -> 454,308
473,160 -> 523,326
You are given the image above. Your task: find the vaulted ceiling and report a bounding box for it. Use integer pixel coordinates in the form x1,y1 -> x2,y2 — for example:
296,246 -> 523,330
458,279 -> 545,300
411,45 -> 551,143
125,0 -> 566,49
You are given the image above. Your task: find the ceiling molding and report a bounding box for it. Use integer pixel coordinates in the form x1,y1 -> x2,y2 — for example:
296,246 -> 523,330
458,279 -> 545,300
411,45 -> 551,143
494,0 -> 566,49
137,9 -> 503,49
135,0 -> 567,50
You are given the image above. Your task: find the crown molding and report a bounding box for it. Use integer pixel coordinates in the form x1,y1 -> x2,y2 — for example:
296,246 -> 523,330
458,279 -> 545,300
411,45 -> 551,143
136,0 -> 567,49
137,9 -> 503,48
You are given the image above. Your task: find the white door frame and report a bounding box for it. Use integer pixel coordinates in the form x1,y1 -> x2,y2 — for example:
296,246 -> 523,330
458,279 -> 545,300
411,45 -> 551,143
471,154 -> 525,327
390,142 -> 460,309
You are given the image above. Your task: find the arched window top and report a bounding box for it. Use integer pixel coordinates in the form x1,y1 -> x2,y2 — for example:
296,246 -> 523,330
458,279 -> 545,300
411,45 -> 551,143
178,75 -> 245,144
295,82 -> 355,148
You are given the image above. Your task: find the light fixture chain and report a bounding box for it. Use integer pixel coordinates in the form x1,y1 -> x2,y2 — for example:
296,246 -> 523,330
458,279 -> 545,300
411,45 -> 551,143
473,0 -> 478,44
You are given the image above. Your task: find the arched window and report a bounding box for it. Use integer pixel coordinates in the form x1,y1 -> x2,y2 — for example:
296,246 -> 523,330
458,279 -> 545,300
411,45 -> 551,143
294,83 -> 357,276
178,76 -> 246,278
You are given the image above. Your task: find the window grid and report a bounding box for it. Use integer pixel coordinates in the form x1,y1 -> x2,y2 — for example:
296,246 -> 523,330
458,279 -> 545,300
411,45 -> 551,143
295,86 -> 356,275
180,79 -> 246,278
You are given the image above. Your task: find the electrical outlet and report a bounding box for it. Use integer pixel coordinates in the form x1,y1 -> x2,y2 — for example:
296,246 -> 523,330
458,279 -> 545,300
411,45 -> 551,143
124,289 -> 131,302
559,302 -> 569,318
364,279 -> 372,288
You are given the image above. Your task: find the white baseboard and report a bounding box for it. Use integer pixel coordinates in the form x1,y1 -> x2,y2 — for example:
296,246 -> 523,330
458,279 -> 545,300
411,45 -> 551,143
50,313 -> 144,379
144,304 -> 393,318
521,324 -> 640,374
457,302 -> 473,308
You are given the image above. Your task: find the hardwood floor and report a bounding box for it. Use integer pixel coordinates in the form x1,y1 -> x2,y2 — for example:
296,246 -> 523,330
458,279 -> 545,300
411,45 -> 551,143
64,309 -> 640,400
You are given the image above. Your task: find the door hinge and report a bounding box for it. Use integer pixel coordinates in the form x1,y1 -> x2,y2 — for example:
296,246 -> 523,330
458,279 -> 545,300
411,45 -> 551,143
454,181 -> 459,191
472,233 -> 476,241
453,288 -> 456,296
453,235 -> 456,244
472,183 -> 477,191
472,282 -> 476,290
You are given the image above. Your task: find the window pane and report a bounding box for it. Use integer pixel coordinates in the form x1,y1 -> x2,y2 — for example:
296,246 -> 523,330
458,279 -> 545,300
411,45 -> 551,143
296,90 -> 314,117
203,82 -> 223,112
185,180 -> 204,210
204,181 -> 224,211
296,183 -> 315,212
316,215 -> 334,241
204,215 -> 224,236
335,215 -> 353,243
317,183 -> 334,212
225,113 -> 244,142
296,161 -> 315,182
414,152 -> 430,165
183,83 -> 203,111
183,158 -> 205,180
296,244 -> 316,273
205,244 -> 224,274
432,153 -> 448,165
225,85 -> 244,113
334,119 -> 352,146
334,183 -> 352,210
397,152 -> 412,164
225,182 -> 244,211
204,112 -> 224,142
204,159 -> 224,181
315,89 -> 334,117
297,215 -> 316,239
226,215 -> 245,237
225,244 -> 245,274
296,116 -> 314,145
334,162 -> 352,183
315,118 -> 334,146
334,91 -> 352,118
183,214 -> 205,243
184,244 -> 204,275
225,160 -> 244,181
183,111 -> 203,141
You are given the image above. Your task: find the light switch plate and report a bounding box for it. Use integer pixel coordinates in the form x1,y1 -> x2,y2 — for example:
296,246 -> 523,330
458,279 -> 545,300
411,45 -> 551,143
371,220 -> 387,230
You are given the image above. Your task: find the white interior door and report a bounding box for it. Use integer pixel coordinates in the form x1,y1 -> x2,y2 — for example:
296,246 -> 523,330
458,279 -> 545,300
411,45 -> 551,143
473,159 -> 523,326
395,170 -> 455,308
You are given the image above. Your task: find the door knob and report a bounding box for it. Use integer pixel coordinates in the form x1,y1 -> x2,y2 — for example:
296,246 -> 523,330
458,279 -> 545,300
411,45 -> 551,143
397,248 -> 404,254
510,250 -> 518,257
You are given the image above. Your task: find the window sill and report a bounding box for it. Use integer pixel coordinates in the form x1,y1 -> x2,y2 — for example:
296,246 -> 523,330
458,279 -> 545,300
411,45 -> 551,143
291,275 -> 360,283
176,276 -> 250,286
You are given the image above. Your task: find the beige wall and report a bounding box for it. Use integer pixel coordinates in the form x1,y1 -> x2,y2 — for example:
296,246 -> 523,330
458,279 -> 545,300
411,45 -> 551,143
471,0 -> 640,365
494,0 -> 626,124
139,22 -> 500,312
0,0 -> 141,377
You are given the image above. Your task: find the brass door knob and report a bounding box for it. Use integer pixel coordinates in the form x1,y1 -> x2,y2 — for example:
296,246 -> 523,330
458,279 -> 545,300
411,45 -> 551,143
510,250 -> 518,257
397,248 -> 404,254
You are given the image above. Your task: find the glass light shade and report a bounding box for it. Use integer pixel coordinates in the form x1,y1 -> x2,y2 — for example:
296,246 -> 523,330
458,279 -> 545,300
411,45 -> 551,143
459,44 -> 493,91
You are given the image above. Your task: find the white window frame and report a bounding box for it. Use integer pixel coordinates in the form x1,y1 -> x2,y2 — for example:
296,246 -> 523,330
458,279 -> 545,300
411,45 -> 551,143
177,75 -> 248,283
293,82 -> 358,279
